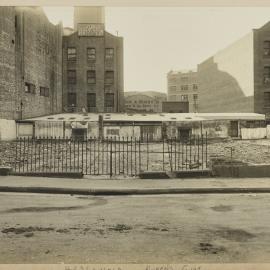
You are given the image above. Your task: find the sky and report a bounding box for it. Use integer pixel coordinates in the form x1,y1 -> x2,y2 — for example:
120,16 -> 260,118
44,6 -> 270,93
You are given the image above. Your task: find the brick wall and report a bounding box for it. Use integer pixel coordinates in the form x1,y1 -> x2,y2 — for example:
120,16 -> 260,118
253,22 -> 270,115
62,30 -> 124,113
15,7 -> 62,119
0,7 -> 62,120
0,7 -> 17,119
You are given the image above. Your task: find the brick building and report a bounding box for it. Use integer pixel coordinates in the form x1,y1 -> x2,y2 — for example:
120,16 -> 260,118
125,91 -> 167,113
62,7 -> 124,113
197,21 -> 270,116
0,7 -> 63,120
167,70 -> 199,113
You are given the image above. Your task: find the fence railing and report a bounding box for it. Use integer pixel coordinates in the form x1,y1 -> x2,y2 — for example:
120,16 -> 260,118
13,134 -> 208,176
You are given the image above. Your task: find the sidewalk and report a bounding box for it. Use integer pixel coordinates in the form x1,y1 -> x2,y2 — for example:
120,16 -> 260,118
0,175 -> 270,195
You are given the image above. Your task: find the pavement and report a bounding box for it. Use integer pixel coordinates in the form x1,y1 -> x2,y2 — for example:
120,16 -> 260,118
1,175 -> 270,195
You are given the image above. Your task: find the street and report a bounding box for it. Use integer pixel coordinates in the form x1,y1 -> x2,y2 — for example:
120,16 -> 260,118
0,192 -> 270,263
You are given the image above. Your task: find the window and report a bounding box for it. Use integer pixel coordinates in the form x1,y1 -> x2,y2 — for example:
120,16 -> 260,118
193,94 -> 198,101
169,86 -> 177,92
67,93 -> 76,107
105,48 -> 114,59
169,77 -> 177,84
40,87 -> 49,97
105,71 -> 114,84
87,93 -> 96,107
67,70 -> 76,84
264,66 -> 270,84
264,41 -> 270,56
264,92 -> 270,107
67,47 -> 76,61
87,70 -> 96,84
105,93 -> 114,107
25,82 -> 35,94
181,76 -> 188,82
107,128 -> 119,136
193,84 -> 198,90
87,48 -> 96,61
181,85 -> 188,91
181,95 -> 188,101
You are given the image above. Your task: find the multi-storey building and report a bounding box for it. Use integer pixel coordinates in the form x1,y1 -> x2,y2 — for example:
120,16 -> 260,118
62,7 -> 124,113
197,21 -> 270,117
124,91 -> 167,113
167,70 -> 199,112
0,6 -> 63,120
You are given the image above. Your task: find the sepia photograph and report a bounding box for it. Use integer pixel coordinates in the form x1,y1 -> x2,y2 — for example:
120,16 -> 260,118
1,0 -> 270,268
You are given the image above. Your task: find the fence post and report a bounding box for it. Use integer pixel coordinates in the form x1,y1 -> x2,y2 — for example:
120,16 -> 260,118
201,134 -> 204,170
162,137 -> 165,171
205,132 -> 208,168
81,138 -> 84,174
146,133 -> 149,171
139,137 -> 141,173
110,137 -> 113,178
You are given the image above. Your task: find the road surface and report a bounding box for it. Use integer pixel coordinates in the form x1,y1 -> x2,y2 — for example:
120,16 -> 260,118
0,192 -> 270,263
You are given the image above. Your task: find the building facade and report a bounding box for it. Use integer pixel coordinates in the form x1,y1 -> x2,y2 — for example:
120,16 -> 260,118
162,101 -> 189,113
62,7 -> 124,114
0,7 -> 63,120
197,21 -> 270,116
124,91 -> 167,113
167,70 -> 199,113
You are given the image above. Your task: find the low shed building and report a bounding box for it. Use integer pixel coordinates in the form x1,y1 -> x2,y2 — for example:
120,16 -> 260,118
15,112 -> 266,141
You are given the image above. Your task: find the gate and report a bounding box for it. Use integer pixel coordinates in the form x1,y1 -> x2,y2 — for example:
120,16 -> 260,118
13,134 -> 208,176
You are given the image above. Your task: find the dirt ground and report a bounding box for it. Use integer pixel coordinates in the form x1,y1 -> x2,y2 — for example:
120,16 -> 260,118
1,192 -> 270,263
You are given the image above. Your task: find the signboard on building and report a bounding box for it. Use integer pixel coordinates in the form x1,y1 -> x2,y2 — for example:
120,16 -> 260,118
77,23 -> 104,37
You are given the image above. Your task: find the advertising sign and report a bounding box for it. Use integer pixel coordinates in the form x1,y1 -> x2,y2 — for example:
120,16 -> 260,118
78,23 -> 104,37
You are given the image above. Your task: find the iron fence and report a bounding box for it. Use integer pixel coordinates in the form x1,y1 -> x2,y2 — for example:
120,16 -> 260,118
13,134 -> 208,176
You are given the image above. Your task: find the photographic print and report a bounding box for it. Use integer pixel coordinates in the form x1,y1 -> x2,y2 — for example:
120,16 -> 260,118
0,0 -> 270,268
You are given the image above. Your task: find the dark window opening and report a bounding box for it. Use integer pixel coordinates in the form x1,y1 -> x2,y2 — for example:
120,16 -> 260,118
87,93 -> 96,108
181,85 -> 189,91
87,48 -> 96,61
230,121 -> 239,137
40,87 -> 49,97
105,93 -> 114,107
264,92 -> 270,107
67,70 -> 76,84
264,66 -> 270,84
67,47 -> 76,61
67,93 -> 76,108
87,70 -> 96,84
25,82 -> 36,94
181,95 -> 188,101
178,128 -> 191,142
264,41 -> 270,56
72,128 -> 87,141
105,71 -> 114,85
105,48 -> 114,59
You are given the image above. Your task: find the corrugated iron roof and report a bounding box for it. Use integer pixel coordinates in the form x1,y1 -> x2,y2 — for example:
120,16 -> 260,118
25,112 -> 265,122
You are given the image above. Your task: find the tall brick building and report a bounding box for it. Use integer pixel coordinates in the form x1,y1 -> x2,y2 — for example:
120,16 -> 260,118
62,7 -> 124,113
0,7 -> 62,120
197,21 -> 270,116
167,70 -> 198,112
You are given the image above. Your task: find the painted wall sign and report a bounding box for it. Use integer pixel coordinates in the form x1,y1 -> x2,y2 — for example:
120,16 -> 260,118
77,23 -> 104,37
